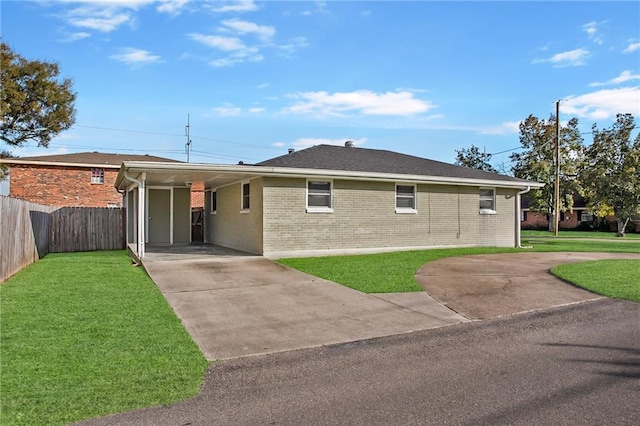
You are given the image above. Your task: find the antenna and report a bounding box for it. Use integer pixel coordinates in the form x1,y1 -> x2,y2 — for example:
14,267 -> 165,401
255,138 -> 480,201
185,113 -> 192,163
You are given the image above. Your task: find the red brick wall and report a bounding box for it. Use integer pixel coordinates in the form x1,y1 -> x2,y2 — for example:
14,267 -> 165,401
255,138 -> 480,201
9,164 -> 123,207
521,209 -> 584,230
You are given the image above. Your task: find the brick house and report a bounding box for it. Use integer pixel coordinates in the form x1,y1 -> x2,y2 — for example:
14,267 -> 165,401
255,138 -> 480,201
115,143 -> 543,258
520,194 -> 593,230
0,152 -> 179,207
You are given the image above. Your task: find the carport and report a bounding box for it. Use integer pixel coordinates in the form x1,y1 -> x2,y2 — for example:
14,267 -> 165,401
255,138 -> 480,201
116,162 -> 265,258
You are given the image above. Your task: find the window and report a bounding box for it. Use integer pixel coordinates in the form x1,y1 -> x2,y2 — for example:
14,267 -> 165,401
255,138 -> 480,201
307,180 -> 332,212
479,188 -> 496,213
241,182 -> 250,210
579,211 -> 593,222
396,185 -> 416,213
91,168 -> 104,184
521,210 -> 527,222
212,191 -> 217,212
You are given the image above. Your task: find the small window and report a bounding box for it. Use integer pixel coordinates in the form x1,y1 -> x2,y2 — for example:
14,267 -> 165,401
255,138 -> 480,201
91,168 -> 104,184
210,191 -> 217,213
307,180 -> 333,213
241,182 -> 250,210
579,211 -> 593,222
479,188 -> 495,213
396,185 -> 416,213
521,210 -> 528,222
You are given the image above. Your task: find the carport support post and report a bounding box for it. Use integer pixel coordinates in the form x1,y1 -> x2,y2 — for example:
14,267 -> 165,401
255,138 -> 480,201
137,173 -> 146,258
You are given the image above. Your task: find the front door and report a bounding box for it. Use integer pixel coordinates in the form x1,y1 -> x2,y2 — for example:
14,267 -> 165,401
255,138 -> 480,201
148,189 -> 171,244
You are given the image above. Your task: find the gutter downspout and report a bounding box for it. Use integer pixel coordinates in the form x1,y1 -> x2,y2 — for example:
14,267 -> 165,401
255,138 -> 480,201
515,186 -> 531,248
123,171 -> 146,258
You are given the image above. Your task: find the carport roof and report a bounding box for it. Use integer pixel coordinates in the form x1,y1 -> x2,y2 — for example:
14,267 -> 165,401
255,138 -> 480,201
115,145 -> 543,190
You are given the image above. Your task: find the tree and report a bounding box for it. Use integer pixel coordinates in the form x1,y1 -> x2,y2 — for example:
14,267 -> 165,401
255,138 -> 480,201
580,113 -> 640,237
1,41 -> 76,148
510,114 -> 584,231
454,145 -> 497,172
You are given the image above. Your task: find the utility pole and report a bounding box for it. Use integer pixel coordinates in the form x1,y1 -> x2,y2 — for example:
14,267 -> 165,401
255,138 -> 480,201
554,100 -> 560,236
185,113 -> 192,163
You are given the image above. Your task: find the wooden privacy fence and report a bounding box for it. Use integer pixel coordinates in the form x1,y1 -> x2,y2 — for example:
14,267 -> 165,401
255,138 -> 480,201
49,207 -> 125,253
0,196 -> 125,282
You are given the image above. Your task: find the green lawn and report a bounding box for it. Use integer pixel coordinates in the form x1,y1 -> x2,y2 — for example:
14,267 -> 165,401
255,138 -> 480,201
278,238 -> 639,294
552,260 -> 640,302
0,251 -> 208,426
522,229 -> 640,239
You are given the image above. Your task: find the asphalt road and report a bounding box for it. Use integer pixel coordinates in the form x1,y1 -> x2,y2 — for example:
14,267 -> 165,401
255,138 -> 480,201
77,298 -> 640,426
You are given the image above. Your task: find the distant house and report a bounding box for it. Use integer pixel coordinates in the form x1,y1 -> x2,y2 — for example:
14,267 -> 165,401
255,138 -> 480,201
0,152 -> 179,208
520,194 -> 592,230
115,143 -> 543,258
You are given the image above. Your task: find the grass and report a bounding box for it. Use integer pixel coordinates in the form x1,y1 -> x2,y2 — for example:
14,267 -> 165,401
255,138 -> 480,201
552,260 -> 640,302
278,238 -> 639,294
0,251 -> 208,426
522,229 -> 640,239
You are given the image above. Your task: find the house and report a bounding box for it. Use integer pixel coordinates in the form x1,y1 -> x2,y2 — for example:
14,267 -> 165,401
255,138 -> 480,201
0,152 -> 180,207
116,143 -> 543,258
520,194 -> 592,230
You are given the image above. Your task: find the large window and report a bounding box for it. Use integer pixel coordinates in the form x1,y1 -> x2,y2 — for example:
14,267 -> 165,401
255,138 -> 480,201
91,168 -> 104,184
396,184 -> 416,213
479,188 -> 496,213
241,182 -> 250,210
307,180 -> 332,212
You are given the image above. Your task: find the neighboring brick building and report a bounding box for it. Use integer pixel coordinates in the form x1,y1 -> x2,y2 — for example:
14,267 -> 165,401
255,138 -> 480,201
520,194 -> 592,230
1,152 -> 179,207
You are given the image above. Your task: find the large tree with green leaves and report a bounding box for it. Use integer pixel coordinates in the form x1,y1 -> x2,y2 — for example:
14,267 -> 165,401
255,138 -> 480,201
454,144 -> 497,172
510,114 -> 584,231
580,113 -> 640,237
0,41 -> 76,148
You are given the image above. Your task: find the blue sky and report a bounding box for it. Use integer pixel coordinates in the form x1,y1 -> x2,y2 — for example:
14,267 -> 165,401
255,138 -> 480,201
2,0 -> 639,169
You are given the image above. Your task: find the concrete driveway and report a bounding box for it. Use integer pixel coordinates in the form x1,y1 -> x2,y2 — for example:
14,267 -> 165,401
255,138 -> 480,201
140,245 -> 466,360
415,251 -> 640,320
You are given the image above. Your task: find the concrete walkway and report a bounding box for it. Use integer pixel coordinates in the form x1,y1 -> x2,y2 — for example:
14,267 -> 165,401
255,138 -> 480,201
141,245 -> 467,360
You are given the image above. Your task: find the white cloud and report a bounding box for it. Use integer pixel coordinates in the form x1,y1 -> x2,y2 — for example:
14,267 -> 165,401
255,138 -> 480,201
533,48 -> 590,67
109,47 -> 161,64
248,107 -> 265,113
58,1 -> 154,32
188,33 -> 246,51
256,83 -> 270,89
623,41 -> 640,53
276,137 -> 367,150
221,18 -> 275,41
157,0 -> 190,14
68,12 -> 132,32
206,0 -> 258,13
285,90 -> 436,117
589,70 -> 640,87
189,32 -> 264,66
478,121 -> 521,135
213,104 -> 242,116
59,31 -> 91,42
562,87 -> 640,120
582,21 -> 603,45
277,36 -> 309,55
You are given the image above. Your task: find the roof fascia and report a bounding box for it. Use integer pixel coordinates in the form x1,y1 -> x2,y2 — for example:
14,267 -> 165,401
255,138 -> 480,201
116,161 -> 544,190
0,159 -> 122,169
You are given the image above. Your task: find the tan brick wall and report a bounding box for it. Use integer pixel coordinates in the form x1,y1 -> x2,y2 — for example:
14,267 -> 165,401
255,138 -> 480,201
9,164 -> 122,207
261,178 -> 519,257
204,178 -> 263,254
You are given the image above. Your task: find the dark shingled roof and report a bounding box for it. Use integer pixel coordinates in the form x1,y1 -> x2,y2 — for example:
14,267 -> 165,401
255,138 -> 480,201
9,152 -> 180,165
257,144 -> 530,184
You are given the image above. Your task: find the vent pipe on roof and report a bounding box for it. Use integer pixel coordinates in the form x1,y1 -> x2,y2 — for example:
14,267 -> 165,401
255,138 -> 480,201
288,148 -> 295,154
345,141 -> 355,147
